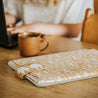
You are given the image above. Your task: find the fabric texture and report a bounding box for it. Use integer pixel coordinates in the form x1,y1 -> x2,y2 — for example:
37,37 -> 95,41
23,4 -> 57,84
8,49 -> 98,87
4,0 -> 94,24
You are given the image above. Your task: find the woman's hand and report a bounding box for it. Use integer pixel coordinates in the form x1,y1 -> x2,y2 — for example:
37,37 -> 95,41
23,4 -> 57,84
5,12 -> 17,26
7,23 -> 67,35
7,23 -> 82,37
7,24 -> 34,34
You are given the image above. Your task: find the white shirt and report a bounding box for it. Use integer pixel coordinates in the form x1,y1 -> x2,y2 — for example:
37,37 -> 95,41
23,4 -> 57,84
4,0 -> 94,40
4,0 -> 94,24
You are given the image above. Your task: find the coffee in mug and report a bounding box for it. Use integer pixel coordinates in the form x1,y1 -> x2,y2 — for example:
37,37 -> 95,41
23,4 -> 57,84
18,32 -> 49,57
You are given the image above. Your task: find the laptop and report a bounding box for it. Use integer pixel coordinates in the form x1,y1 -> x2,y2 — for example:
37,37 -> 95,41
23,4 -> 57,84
0,0 -> 18,48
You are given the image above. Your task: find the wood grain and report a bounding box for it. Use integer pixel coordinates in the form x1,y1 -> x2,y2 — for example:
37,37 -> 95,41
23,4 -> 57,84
0,36 -> 98,98
94,0 -> 98,13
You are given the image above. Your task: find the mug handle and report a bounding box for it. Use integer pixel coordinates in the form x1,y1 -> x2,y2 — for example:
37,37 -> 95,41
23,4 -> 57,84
40,35 -> 49,51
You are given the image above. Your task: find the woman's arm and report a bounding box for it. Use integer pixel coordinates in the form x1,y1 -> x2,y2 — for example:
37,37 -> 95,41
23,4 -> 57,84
7,23 -> 82,37
32,23 -> 82,37
4,0 -> 18,26
5,12 -> 17,26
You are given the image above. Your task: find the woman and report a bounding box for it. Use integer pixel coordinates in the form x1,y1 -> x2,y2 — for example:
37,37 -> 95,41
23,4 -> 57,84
4,0 -> 94,39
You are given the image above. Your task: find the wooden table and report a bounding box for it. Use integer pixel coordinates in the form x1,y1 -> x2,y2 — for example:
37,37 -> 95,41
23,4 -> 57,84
0,36 -> 98,98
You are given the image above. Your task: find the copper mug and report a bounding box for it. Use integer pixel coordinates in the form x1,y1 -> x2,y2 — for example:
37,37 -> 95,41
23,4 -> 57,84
18,32 -> 49,57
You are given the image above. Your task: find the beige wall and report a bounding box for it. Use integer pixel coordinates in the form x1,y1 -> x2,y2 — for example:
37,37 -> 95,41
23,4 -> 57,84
94,0 -> 98,13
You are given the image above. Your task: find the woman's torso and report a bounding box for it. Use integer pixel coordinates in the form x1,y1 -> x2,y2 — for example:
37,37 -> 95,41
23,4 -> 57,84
4,0 -> 94,24
16,0 -> 67,24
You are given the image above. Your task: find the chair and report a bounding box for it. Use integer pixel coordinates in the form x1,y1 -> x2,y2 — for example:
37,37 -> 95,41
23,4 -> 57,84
81,8 -> 98,44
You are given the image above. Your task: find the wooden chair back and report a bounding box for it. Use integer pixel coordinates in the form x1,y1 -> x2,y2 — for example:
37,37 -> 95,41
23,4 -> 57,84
81,9 -> 98,44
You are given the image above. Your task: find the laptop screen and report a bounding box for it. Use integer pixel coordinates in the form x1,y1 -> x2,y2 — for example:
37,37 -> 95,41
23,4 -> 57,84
0,0 -> 9,45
